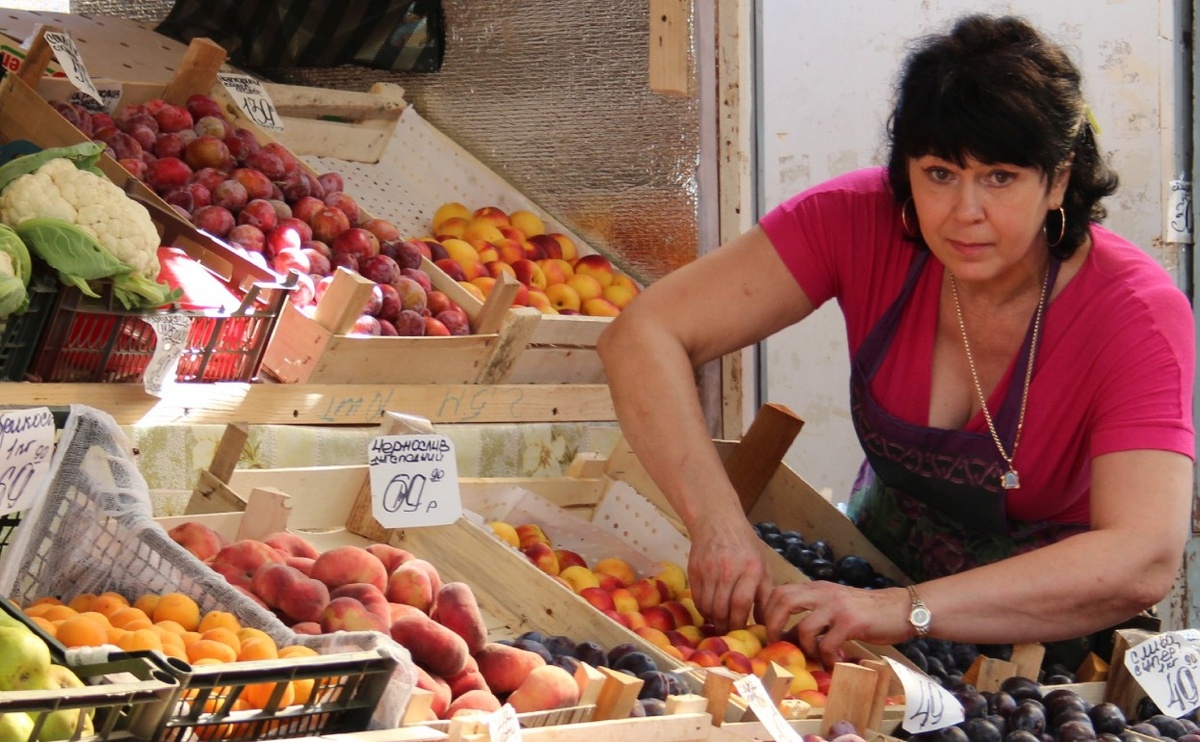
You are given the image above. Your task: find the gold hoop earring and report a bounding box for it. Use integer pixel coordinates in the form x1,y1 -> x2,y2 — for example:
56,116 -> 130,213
900,198 -> 919,238
1045,207 -> 1066,248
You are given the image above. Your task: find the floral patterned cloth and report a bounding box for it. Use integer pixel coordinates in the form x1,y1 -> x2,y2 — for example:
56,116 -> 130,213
125,422 -> 623,516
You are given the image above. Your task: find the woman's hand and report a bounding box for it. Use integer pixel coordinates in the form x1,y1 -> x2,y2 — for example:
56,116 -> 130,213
687,515 -> 772,633
763,582 -> 914,667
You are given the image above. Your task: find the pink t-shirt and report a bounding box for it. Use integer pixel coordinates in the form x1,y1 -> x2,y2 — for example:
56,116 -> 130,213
760,167 -> 1195,525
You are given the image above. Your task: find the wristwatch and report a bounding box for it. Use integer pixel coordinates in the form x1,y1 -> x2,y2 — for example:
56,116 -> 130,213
907,585 -> 932,638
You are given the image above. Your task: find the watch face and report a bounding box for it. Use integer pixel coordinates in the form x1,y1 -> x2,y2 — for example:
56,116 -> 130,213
911,606 -> 932,627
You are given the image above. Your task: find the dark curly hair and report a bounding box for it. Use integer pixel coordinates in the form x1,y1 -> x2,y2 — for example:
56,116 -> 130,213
885,14 -> 1119,259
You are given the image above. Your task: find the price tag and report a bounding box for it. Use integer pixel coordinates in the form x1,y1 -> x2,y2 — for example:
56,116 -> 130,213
217,72 -> 283,132
884,657 -> 965,733
1167,179 -> 1193,244
66,81 -> 122,115
368,434 -> 461,528
486,703 -> 522,741
142,315 -> 192,397
733,674 -> 803,742
42,32 -> 103,106
1124,631 -> 1200,718
0,407 -> 55,515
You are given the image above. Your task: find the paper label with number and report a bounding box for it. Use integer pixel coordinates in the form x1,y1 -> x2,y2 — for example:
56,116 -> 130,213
142,315 -> 192,397
67,81 -> 122,115
217,73 -> 283,132
368,434 -> 461,528
1167,179 -> 1193,244
734,674 -> 803,742
486,703 -> 522,741
885,657 -> 965,733
0,407 -> 56,515
43,32 -> 103,106
1124,631 -> 1200,718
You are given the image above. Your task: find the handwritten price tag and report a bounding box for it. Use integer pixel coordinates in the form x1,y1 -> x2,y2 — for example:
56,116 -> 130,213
368,434 -> 461,528
0,407 -> 55,515
486,703 -> 522,741
884,657 -> 964,733
43,32 -> 103,106
1124,631 -> 1200,718
217,73 -> 283,132
734,674 -> 803,742
142,315 -> 192,397
1167,179 -> 1193,244
67,81 -> 122,114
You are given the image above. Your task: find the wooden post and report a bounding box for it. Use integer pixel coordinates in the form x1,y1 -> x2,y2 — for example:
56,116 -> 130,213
1103,629 -> 1157,717
234,487 -> 291,541
313,268 -> 376,335
1009,643 -> 1046,681
701,668 -> 737,727
16,25 -> 58,87
861,659 -> 894,733
591,666 -> 643,721
185,422 -> 250,514
962,655 -> 1020,694
161,37 -> 227,106
723,403 -> 805,513
649,0 -> 691,95
345,412 -> 437,542
471,272 -> 520,335
821,662 -> 880,737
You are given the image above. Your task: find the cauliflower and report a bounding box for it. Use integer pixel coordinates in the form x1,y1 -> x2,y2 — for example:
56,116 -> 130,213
0,157 -> 161,278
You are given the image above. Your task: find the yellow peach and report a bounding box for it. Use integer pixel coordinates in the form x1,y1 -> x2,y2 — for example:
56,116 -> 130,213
463,221 -> 506,245
538,258 -> 574,286
544,283 -> 581,312
602,283 -> 636,309
549,233 -> 577,261
582,297 -> 621,317
458,281 -> 486,302
434,216 -> 469,240
509,210 -> 546,238
432,202 -> 470,231
566,273 -> 603,302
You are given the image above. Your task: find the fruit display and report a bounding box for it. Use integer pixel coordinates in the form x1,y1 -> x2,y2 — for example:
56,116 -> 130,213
0,603 -> 94,740
753,520 -> 895,590
488,519 -> 831,707
48,95 -> 474,338
429,200 -> 639,316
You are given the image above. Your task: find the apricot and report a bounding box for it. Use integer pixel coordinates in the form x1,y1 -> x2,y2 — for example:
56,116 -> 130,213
506,665 -> 581,713
593,557 -> 636,587
429,582 -> 486,654
474,642 -> 546,695
389,614 -> 468,678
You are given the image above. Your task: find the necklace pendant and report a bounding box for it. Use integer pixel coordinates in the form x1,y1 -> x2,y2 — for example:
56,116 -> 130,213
1001,470 -> 1020,490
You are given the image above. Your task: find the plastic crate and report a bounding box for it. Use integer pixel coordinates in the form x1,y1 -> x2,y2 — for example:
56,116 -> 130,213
0,270 -> 57,382
29,280 -> 288,384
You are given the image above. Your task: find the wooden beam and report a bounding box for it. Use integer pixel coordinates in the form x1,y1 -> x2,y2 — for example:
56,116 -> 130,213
0,383 -> 615,425
649,0 -> 692,95
724,403 -> 804,513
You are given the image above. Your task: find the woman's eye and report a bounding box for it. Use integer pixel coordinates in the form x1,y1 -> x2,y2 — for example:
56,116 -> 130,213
987,171 -> 1015,185
927,167 -> 951,182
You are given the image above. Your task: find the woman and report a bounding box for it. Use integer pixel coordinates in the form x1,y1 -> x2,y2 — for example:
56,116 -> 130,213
597,14 -> 1194,667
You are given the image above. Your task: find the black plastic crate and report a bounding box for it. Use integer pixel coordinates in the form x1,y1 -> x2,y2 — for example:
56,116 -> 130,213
0,271 -> 57,381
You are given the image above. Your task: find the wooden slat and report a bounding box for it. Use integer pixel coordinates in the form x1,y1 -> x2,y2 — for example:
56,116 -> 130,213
1103,629 -> 1157,717
476,308 -> 541,384
345,413 -> 437,543
1010,643 -> 1046,681
160,37 -> 226,106
0,383 -> 615,425
592,666 -> 643,722
648,0 -> 691,95
16,24 -> 56,86
456,713 -> 711,742
527,314 -> 611,347
821,662 -> 881,737
234,487 -> 291,541
724,403 -> 804,513
507,347 -> 606,384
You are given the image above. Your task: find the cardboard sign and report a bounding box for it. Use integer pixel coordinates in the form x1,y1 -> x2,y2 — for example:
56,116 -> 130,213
368,434 -> 461,528
1124,631 -> 1200,718
885,657 -> 965,733
217,72 -> 283,132
43,32 -> 103,106
486,703 -> 522,741
0,407 -> 56,515
734,674 -> 802,742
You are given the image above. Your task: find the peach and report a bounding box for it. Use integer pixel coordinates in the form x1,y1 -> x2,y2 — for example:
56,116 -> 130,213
696,636 -> 731,656
432,202 -> 470,231
578,587 -> 615,613
285,556 -> 315,576
491,238 -> 526,265
553,549 -> 588,571
434,216 -> 468,240
462,221 -> 505,246
675,625 -> 704,644
430,582 -> 487,655
511,259 -> 547,289
811,669 -> 833,695
543,283 -> 581,312
665,629 -> 697,649
292,621 -> 322,635
515,523 -> 551,550
471,206 -> 510,229
507,665 -> 581,713
388,602 -> 426,623
653,562 -> 687,598
603,283 -> 637,309
582,297 -> 622,317
634,626 -> 672,651
641,605 -> 677,633
522,542 -> 560,576
594,573 -> 624,592
457,279 -> 486,302
211,540 -> 285,584
526,288 -> 556,314
794,689 -> 827,708
720,650 -> 754,675
509,210 -> 545,238
446,689 -> 502,718
565,274 -> 602,303
415,666 -> 451,719
484,259 -> 515,279
628,578 -> 667,610
385,562 -> 435,613
559,566 -> 599,593
320,596 -> 388,633
757,640 -> 805,668
263,532 -> 320,560
538,258 -> 574,285
310,545 -> 388,592
330,583 -> 391,626
488,521 -> 520,548
593,558 -> 636,587
364,543 -> 414,574
725,629 -> 763,658
787,666 -> 819,696
527,234 -> 563,261
751,657 -> 769,678
252,563 -> 331,624
475,642 -> 546,694
167,522 -> 227,562
574,254 -> 615,287
678,597 -> 705,626
689,649 -> 721,668
618,611 -> 647,630
549,233 -> 578,261
660,601 -> 695,628
610,588 -> 639,614
390,613 -> 469,678
446,666 -> 489,698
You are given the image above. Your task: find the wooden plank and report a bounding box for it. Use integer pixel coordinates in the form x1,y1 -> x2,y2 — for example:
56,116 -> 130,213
724,403 -> 804,513
459,476 -> 609,511
592,666 -> 643,722
476,308 -> 541,385
228,466 -> 370,531
346,413 -> 436,542
821,662 -> 880,737
234,487 -> 292,541
208,423 -> 250,483
0,383 -> 616,425
702,668 -> 737,727
1010,643 -> 1046,681
456,713 -> 711,742
313,334 -> 497,385
507,347 -> 606,384
649,0 -> 691,96
860,659 -> 893,733
185,469 -> 248,515
160,37 -> 226,106
527,314 -> 611,347
471,273 -> 521,335
1104,629 -> 1157,717
962,655 -> 1019,694
16,24 -> 55,86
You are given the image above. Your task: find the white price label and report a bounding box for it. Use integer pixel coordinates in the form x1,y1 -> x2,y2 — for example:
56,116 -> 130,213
67,81 -> 122,114
1167,180 -> 1193,244
0,407 -> 55,515
885,657 -> 965,733
142,315 -> 192,397
734,674 -> 803,742
42,32 -> 103,106
1123,631 -> 1200,718
486,703 -> 522,741
217,73 -> 283,132
368,434 -> 461,528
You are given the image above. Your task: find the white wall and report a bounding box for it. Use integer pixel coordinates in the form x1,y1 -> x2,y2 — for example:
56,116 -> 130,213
759,0 -> 1178,501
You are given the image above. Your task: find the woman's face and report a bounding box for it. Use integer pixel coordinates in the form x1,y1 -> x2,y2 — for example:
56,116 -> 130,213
907,155 -> 1070,285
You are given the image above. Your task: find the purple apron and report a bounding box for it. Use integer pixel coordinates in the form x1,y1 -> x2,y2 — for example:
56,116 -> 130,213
846,250 -> 1085,583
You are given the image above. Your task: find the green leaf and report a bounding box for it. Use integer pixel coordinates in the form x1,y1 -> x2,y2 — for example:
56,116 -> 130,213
0,142 -> 105,193
0,272 -> 26,318
15,217 -> 131,281
111,272 -> 180,309
0,224 -> 31,285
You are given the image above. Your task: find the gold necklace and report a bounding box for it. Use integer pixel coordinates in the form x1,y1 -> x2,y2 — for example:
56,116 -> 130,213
949,270 -> 1050,490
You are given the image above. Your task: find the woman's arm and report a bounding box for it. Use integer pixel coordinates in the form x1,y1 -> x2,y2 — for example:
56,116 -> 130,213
764,449 -> 1193,665
598,226 -> 815,631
